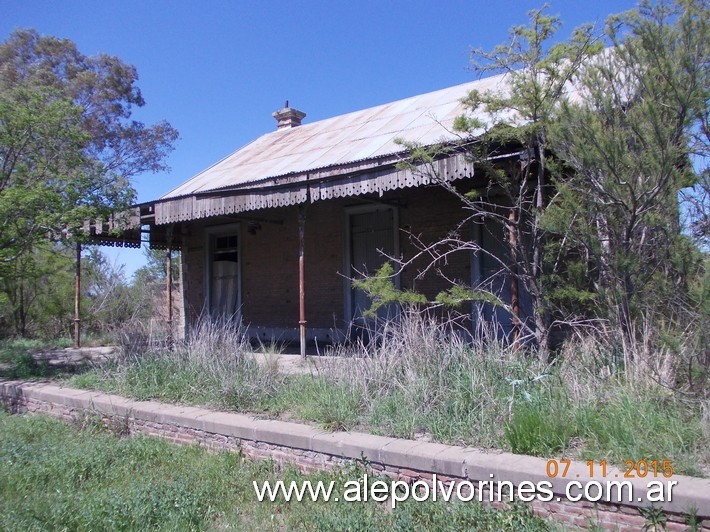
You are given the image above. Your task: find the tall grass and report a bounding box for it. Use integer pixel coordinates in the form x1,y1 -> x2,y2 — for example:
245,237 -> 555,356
69,313 -> 709,477
72,318 -> 284,410
318,313 -> 531,446
0,335 -> 114,379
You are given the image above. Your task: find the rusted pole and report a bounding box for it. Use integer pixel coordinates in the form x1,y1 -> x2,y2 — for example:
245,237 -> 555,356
508,208 -> 521,351
166,247 -> 173,350
74,242 -> 81,349
298,206 -> 307,359
176,245 -> 184,341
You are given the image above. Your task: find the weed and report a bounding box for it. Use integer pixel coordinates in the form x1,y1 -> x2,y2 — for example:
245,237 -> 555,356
505,400 -> 574,455
67,313 -> 709,477
639,505 -> 667,531
684,504 -> 700,531
284,376 -> 363,430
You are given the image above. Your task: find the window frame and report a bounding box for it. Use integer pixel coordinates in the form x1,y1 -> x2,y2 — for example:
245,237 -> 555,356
342,204 -> 400,324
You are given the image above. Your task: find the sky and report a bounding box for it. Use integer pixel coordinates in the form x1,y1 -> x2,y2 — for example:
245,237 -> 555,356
1,0 -> 639,278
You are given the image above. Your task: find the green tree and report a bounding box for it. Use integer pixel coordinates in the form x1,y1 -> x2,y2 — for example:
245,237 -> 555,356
397,6 -> 599,353
0,86 -> 90,262
0,28 -> 178,258
547,0 -> 708,348
131,247 -> 181,327
0,29 -> 178,337
81,247 -> 142,335
134,247 -> 179,284
0,244 -> 159,339
0,243 -> 74,337
0,29 -> 178,183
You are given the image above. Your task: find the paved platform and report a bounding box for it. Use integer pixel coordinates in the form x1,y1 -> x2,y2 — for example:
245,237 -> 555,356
31,346 -> 117,367
246,351 -> 360,376
18,344 -> 356,376
2,379 -> 707,528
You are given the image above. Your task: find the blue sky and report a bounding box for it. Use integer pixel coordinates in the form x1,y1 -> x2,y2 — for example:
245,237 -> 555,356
1,0 -> 638,277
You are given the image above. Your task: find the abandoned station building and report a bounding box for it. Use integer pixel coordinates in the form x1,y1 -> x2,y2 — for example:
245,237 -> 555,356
100,74 -> 533,349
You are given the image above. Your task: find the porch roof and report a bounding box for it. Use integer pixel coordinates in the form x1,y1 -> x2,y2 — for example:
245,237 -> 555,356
149,72 -> 529,225
162,74 -> 510,201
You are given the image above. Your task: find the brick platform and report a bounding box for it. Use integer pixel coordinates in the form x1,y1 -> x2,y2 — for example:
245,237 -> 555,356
2,380 -> 708,530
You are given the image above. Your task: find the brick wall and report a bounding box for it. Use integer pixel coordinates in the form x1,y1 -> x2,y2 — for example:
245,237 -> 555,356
2,381 -> 707,531
179,186 -> 478,339
241,207 -> 300,328
181,229 -> 206,325
398,185 -> 472,300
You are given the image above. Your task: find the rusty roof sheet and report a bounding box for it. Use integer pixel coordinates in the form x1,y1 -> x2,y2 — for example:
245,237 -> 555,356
162,73 -> 510,200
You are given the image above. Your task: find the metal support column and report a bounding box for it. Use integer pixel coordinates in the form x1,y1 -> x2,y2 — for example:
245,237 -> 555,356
74,242 -> 81,349
298,205 -> 307,359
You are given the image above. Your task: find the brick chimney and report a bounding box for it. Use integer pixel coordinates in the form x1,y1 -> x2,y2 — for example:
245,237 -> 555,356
272,100 -> 306,129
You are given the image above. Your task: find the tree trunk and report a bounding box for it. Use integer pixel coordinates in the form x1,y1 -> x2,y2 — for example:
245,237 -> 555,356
533,142 -> 549,356
17,281 -> 26,337
508,208 -> 521,350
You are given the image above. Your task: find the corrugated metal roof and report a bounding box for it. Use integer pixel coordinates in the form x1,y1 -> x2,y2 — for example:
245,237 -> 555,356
161,73 -> 510,200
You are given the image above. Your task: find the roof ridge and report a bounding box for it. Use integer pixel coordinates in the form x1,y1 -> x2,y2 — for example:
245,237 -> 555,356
160,72 -> 510,201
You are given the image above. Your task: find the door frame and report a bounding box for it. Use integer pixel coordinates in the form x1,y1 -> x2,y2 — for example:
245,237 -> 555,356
342,204 -> 399,324
204,223 -> 242,320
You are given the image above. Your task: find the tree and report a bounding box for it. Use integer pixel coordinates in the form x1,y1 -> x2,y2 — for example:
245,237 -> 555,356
395,6 -> 599,353
0,29 -> 178,258
134,247 -> 179,284
0,244 -> 156,338
372,0 -> 707,366
682,169 -> 709,250
0,243 -> 74,337
0,29 -> 178,337
547,0 -> 708,351
0,85 -> 91,262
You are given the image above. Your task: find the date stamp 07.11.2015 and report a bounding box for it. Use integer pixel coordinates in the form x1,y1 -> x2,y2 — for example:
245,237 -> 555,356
545,459 -> 674,479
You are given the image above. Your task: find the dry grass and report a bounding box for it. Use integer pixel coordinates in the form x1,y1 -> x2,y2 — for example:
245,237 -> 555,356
70,312 -> 709,477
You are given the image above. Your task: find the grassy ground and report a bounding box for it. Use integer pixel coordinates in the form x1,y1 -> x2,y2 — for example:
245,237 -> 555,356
0,336 -> 111,379
0,338 -> 64,379
61,317 -> 709,478
0,412 -> 551,531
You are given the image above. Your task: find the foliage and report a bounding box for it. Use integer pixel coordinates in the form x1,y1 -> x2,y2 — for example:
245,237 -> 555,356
434,284 -> 506,309
353,262 -> 509,318
0,28 -> 178,337
394,7 -> 600,352
351,262 -> 426,318
0,352 -> 50,379
81,247 -> 154,334
133,247 -> 179,284
683,168 -> 709,250
365,1 -> 709,373
0,244 -> 157,340
0,28 -> 178,183
69,315 -> 708,476
0,243 -> 75,337
0,86 -> 90,262
72,318 -> 280,409
547,0 -> 709,348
